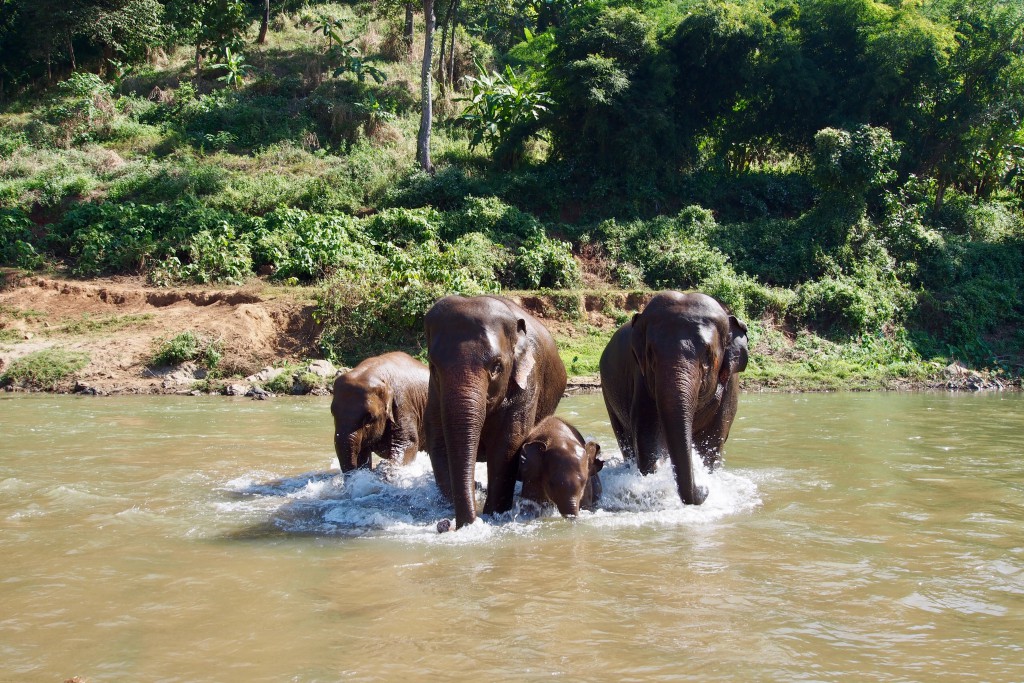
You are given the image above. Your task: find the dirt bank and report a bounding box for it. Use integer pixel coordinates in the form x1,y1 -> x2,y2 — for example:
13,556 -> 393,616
0,272 -> 614,396
1,272 -> 1013,396
0,272 -> 318,394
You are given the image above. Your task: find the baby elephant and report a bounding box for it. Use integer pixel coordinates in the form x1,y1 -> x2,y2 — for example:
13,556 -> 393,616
331,352 -> 429,472
517,416 -> 604,517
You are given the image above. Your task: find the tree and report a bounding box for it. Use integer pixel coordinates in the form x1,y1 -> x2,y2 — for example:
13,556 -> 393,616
165,0 -> 248,71
417,0 -> 435,173
257,0 -> 270,45
544,6 -> 673,182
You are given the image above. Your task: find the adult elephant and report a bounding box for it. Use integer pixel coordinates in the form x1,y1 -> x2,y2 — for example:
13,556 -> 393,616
424,295 -> 567,529
600,291 -> 748,506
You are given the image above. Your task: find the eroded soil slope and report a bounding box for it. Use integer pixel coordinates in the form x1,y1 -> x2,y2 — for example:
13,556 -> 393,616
0,273 -> 317,394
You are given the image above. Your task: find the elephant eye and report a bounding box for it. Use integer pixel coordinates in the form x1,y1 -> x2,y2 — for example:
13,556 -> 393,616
489,359 -> 503,378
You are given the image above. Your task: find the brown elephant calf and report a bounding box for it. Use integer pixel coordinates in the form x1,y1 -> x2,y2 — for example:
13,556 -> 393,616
517,416 -> 605,517
331,352 -> 429,472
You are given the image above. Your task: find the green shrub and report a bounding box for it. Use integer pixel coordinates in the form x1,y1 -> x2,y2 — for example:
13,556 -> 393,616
0,208 -> 45,270
315,241 -> 495,362
1,348 -> 90,390
364,207 -> 441,246
791,263 -> 914,336
510,235 -> 581,289
151,332 -> 222,369
450,232 -> 511,282
294,371 -> 326,393
441,195 -> 544,243
250,208 -> 375,282
384,167 -> 475,211
264,369 -> 295,394
934,193 -> 1021,241
596,207 -> 737,292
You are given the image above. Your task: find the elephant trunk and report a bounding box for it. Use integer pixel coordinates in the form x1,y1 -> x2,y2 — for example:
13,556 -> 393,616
440,376 -> 487,528
335,428 -> 361,472
555,497 -> 580,518
657,368 -> 708,506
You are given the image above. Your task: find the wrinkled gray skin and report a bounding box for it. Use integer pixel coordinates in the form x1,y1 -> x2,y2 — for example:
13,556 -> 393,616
517,416 -> 604,517
599,291 -> 748,506
424,295 -> 567,529
331,352 -> 429,472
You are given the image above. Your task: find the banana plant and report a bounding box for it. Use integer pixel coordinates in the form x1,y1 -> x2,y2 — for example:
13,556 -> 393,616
210,47 -> 251,89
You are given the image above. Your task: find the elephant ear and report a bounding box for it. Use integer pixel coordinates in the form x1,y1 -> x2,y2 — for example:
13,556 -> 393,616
512,318 -> 536,389
629,312 -> 647,377
372,381 -> 394,425
585,441 -> 604,475
722,314 -> 749,380
518,441 -> 544,482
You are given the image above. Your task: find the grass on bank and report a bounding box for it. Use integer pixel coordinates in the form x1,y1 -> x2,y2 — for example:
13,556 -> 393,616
150,331 -> 222,369
0,347 -> 90,389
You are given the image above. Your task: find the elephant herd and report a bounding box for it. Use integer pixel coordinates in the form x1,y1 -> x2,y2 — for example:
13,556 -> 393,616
330,290 -> 749,530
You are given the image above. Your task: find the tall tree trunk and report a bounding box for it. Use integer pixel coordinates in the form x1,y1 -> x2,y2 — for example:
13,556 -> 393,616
437,2 -> 449,88
66,31 -> 76,72
447,0 -> 459,86
417,0 -> 435,174
257,0 -> 270,45
403,4 -> 414,56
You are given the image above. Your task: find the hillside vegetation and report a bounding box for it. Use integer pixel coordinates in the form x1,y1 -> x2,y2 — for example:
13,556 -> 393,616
0,0 -> 1022,387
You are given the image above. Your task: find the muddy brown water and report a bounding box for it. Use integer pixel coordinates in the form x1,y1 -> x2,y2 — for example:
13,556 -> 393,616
1,392 -> 1022,681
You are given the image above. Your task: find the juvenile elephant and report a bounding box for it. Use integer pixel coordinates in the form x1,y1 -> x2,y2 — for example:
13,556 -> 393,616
331,352 -> 429,472
517,416 -> 604,517
424,295 -> 567,529
599,291 -> 748,506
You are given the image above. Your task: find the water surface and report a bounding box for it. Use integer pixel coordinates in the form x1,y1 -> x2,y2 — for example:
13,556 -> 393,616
1,392 -> 1022,681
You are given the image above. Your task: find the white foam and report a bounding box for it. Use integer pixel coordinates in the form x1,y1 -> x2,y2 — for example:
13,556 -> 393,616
214,448 -> 761,542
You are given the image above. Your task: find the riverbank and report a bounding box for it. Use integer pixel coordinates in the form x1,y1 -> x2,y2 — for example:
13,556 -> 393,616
0,271 -> 1015,396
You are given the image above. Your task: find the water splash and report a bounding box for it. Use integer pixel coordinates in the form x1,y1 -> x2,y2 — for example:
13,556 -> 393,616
215,449 -> 761,542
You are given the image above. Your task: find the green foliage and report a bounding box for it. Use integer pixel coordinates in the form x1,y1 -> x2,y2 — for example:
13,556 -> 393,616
251,208 -> 371,283
151,331 -> 222,369
510,235 -> 581,289
315,240 -> 496,362
458,62 -> 552,162
166,0 -> 249,63
791,260 -> 915,337
0,348 -> 90,390
0,208 -> 45,270
264,369 -> 296,394
210,47 -> 251,89
596,206 -> 734,291
811,125 -> 901,200
330,40 -> 387,83
154,224 -> 253,286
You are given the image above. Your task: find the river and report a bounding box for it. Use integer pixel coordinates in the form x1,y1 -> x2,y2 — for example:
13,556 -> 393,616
1,392 -> 1022,681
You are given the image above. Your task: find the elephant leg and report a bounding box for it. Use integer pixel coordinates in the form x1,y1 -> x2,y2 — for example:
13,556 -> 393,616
424,416 -> 452,501
630,378 -> 660,475
695,377 -> 739,471
356,447 -> 373,469
390,417 -> 420,466
480,425 -> 525,516
602,395 -> 634,464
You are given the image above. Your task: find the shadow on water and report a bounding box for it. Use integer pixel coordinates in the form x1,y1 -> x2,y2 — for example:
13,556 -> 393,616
213,464 -> 458,540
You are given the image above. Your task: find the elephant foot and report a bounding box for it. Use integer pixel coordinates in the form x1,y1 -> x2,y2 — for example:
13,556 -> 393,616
436,518 -> 452,533
690,484 -> 709,506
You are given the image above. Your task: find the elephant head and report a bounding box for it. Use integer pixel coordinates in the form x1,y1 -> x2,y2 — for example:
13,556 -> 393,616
424,295 -> 546,528
331,373 -> 393,472
518,417 -> 605,517
630,291 -> 748,505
